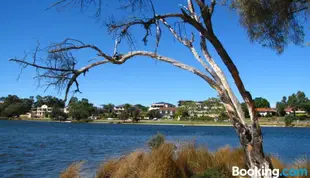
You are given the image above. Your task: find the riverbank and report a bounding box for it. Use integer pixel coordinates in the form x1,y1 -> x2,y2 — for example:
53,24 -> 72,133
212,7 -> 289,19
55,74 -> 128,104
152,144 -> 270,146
4,117 -> 310,127
92,118 -> 310,127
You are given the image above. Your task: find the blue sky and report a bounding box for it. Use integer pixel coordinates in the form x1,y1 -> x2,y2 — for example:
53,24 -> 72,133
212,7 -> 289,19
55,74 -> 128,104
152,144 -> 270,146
1,0 -> 309,107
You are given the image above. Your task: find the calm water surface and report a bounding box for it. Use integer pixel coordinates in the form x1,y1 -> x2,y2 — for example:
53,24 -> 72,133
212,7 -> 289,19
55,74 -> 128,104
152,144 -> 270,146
0,120 -> 309,178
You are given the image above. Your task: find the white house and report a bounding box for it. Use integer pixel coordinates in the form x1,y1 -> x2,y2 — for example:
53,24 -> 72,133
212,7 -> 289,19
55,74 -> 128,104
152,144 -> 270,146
285,107 -> 307,115
31,105 -> 69,118
255,108 -> 277,117
31,104 -> 53,118
114,105 -> 125,114
149,102 -> 175,110
149,102 -> 176,118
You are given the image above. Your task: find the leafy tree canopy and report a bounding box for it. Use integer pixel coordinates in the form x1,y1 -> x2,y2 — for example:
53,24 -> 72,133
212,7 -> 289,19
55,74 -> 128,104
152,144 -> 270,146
0,95 -> 33,117
254,97 -> 270,108
232,0 -> 309,53
34,95 -> 65,108
68,97 -> 95,120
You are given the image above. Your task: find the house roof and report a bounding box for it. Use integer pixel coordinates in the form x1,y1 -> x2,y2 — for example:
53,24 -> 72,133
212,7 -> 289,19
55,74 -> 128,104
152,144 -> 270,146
153,102 -> 173,105
255,108 -> 277,112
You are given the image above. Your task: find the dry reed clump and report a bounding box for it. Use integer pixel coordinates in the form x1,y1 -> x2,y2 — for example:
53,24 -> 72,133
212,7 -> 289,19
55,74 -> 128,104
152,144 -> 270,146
96,144 -> 182,178
95,143 -> 247,178
292,157 -> 310,178
63,143 -> 310,178
269,155 -> 286,171
60,161 -> 84,178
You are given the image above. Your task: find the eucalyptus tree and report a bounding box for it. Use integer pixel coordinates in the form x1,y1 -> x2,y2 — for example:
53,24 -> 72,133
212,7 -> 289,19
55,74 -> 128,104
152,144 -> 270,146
10,0 -> 310,175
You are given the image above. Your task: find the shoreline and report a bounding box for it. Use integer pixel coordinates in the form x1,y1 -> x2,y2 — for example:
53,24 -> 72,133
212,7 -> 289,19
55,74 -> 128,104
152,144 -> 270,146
3,118 -> 310,128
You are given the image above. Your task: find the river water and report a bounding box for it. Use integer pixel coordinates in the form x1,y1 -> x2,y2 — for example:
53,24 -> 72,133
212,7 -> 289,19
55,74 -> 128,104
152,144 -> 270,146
0,120 -> 309,178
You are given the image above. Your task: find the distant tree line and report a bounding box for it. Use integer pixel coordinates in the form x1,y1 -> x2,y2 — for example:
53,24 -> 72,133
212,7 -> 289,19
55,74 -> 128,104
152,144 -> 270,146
240,91 -> 310,119
276,91 -> 310,117
0,95 -> 64,118
2,92 -> 309,121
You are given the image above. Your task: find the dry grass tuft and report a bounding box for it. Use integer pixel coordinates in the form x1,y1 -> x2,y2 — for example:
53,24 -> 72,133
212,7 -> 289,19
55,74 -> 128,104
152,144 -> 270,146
95,143 -> 246,178
64,141 -> 310,178
292,157 -> 310,178
269,155 -> 286,171
176,144 -> 214,176
60,161 -> 84,178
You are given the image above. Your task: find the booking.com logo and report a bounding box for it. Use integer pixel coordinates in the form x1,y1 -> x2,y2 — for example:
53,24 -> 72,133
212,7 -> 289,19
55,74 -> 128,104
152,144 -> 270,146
232,166 -> 308,177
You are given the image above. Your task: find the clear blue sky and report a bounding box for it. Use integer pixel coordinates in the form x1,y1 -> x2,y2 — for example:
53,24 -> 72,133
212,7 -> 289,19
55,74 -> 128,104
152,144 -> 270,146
1,0 -> 309,107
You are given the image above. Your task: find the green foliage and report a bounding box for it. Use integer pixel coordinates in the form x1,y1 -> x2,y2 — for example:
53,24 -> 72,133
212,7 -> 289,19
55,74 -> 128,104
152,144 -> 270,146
175,107 -> 189,119
0,95 -> 33,117
147,133 -> 165,150
189,116 -> 214,121
295,113 -> 309,120
241,103 -> 250,118
233,0 -> 308,53
279,91 -> 310,115
276,102 -> 286,116
218,111 -> 229,120
202,167 -> 230,178
34,95 -> 64,108
119,110 -> 130,121
68,98 -> 95,120
132,108 -> 141,122
50,107 -> 68,121
134,104 -> 148,112
284,115 -> 295,127
147,109 -> 162,120
254,97 -> 270,108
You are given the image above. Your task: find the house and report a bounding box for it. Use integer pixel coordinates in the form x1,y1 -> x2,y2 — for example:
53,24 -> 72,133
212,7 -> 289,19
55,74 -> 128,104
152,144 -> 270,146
149,102 -> 176,118
149,102 -> 175,110
114,105 -> 125,114
31,104 -> 53,118
64,107 -> 69,114
158,107 -> 177,118
284,107 -> 307,115
255,108 -> 277,117
31,105 -> 69,118
178,99 -> 224,117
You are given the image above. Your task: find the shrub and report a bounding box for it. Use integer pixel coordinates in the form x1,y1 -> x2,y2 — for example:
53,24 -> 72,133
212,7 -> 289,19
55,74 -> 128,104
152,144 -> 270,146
218,112 -> 228,121
296,113 -> 309,120
203,167 -> 230,178
147,133 -> 165,150
284,115 -> 295,127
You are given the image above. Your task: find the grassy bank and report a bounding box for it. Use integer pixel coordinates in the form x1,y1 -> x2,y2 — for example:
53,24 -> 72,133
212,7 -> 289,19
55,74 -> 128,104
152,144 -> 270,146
60,140 -> 310,178
92,118 -> 310,127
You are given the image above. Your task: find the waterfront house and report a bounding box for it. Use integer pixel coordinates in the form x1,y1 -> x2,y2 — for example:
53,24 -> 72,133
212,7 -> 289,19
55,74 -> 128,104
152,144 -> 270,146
255,108 -> 277,117
284,107 -> 307,115
114,105 -> 125,115
149,102 -> 176,118
31,105 -> 69,118
178,99 -> 224,117
31,104 -> 53,118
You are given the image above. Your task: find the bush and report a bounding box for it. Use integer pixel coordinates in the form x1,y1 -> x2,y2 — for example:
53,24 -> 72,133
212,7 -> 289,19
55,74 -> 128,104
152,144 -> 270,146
284,115 -> 295,127
203,167 -> 230,178
296,113 -> 309,120
218,112 -> 228,121
190,116 -> 214,121
147,133 -> 165,150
